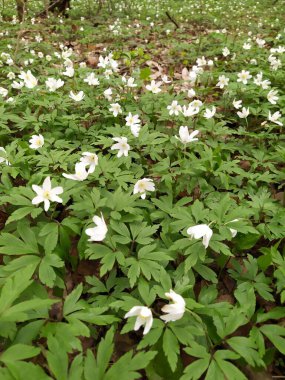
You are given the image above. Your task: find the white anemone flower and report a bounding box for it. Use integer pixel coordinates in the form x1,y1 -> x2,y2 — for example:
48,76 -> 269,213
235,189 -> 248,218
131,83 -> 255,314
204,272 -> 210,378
237,107 -> 250,118
160,290 -> 186,323
146,80 -> 162,94
125,113 -> 141,137
32,176 -> 63,212
0,147 -> 10,165
267,89 -> 278,105
63,162 -> 89,181
80,152 -> 98,174
237,70 -> 252,85
187,224 -> 213,248
45,77 -> 64,92
111,137 -> 130,157
216,75 -> 229,89
175,126 -> 199,144
29,134 -> 44,149
203,106 -> 216,119
69,91 -> 85,102
84,73 -> 99,86
167,100 -> 182,116
268,110 -> 283,126
133,178 -> 155,199
109,103 -> 122,117
85,213 -> 108,241
19,70 -> 38,88
233,99 -> 242,109
124,306 -> 153,335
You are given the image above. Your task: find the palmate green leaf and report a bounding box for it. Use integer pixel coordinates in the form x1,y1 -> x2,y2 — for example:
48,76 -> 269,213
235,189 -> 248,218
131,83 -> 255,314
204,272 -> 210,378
69,354 -> 84,380
46,336 -> 68,380
92,327 -> 114,380
194,263 -> 218,283
39,222 -> 59,253
104,350 -> 157,380
0,232 -> 39,255
127,259 -> 141,287
63,283 -> 85,317
4,361 -> 51,380
0,255 -> 40,278
100,252 -> 116,277
214,358 -> 247,380
256,307 -> 285,323
0,344 -> 40,363
180,358 -> 210,380
13,320 -> 45,345
204,360 -> 224,380
260,324 -> 285,355
38,254 -> 64,288
84,328 -> 156,380
5,206 -> 41,225
184,342 -> 210,359
0,298 -> 57,323
135,224 -> 159,245
137,320 -> 164,350
0,266 -> 34,315
227,336 -> 265,367
212,308 -> 248,339
162,328 -> 180,372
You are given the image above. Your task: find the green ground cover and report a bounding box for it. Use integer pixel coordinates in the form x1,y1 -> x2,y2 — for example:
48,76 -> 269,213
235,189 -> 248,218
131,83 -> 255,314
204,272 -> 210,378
0,0 -> 284,378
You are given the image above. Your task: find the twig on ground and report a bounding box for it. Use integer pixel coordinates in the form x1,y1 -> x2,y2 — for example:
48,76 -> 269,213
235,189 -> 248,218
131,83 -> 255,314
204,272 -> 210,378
165,11 -> 179,29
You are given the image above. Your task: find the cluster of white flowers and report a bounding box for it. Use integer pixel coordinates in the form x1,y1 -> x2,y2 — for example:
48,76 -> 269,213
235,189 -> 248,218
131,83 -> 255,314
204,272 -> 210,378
125,289 -> 186,335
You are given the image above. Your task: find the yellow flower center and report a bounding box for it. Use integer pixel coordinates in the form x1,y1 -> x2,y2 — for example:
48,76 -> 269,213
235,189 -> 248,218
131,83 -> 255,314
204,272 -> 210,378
43,190 -> 50,199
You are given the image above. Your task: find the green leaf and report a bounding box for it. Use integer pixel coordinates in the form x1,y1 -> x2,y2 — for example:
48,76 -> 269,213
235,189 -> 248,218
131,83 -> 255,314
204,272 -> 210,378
180,358 -> 210,380
63,284 -> 85,316
227,336 -> 264,367
5,207 -> 35,225
260,324 -> 285,355
104,350 -> 157,380
0,344 -> 40,363
163,328 -> 180,372
40,223 -> 59,253
94,328 -> 114,379
46,336 -> 68,380
0,233 -> 38,255
39,254 -> 64,287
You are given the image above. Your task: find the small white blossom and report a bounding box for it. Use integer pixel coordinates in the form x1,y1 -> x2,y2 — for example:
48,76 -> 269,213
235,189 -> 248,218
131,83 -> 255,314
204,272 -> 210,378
69,91 -> 85,102
146,80 -> 162,94
187,224 -> 213,248
85,213 -> 108,242
125,113 -> 141,137
124,306 -> 153,335
267,89 -> 278,105
29,134 -> 44,149
160,290 -> 186,323
268,111 -> 283,126
84,73 -> 99,86
32,177 -> 63,212
203,106 -> 216,119
111,137 -> 130,157
237,70 -> 252,85
167,100 -> 182,116
175,126 -> 199,144
233,99 -> 242,109
109,103 -> 122,117
45,78 -> 64,92
80,152 -> 98,174
237,107 -> 250,118
133,178 -> 155,199
216,75 -> 229,89
63,162 -> 89,181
